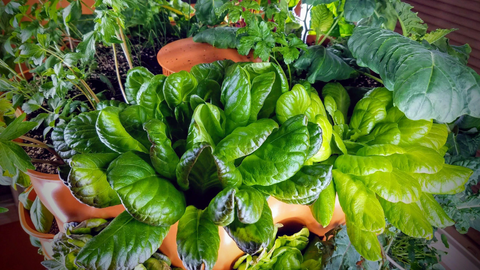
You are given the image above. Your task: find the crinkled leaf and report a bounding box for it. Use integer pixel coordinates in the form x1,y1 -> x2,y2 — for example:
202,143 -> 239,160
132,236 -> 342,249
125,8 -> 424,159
65,111 -> 113,153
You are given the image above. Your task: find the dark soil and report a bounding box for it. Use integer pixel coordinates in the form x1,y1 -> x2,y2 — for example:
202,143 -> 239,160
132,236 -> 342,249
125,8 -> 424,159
48,218 -> 60,235
345,74 -> 382,88
87,37 -> 166,101
22,131 -> 59,174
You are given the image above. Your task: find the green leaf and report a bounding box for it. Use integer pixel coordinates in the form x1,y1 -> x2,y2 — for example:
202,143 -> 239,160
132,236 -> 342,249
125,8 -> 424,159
125,67 -> 154,105
64,111 -> 113,153
349,90 -> 389,139
107,152 -> 186,226
225,200 -> 274,255
119,105 -> 153,149
195,0 -> 228,25
250,72 -> 276,121
276,85 -> 318,124
96,106 -> 148,154
215,119 -> 278,161
344,0 -> 375,22
19,188 -> 34,210
414,164 -> 472,194
355,169 -> 421,203
0,113 -> 36,141
0,207 -> 8,213
311,4 -> 334,35
379,197 -> 432,238
0,141 -> 34,175
176,143 -> 220,191
272,247 -> 303,270
393,1 -> 427,37
220,65 -> 251,134
68,153 -> 121,208
190,62 -> 225,83
31,197 -> 53,233
144,119 -> 179,180
348,27 -> 480,122
239,115 -> 310,186
163,71 -> 198,109
422,28 -> 456,44
207,187 -> 236,226
235,186 -> 265,224
186,103 -> 225,149
193,27 -> 239,49
386,146 -> 444,174
136,75 -> 166,118
256,164 -> 332,205
75,211 -> 169,270
335,155 -> 392,176
416,193 -> 454,228
345,221 -> 382,261
414,123 -> 449,151
321,83 -> 350,119
293,45 -> 355,84
177,206 -> 220,270
333,170 -> 385,233
310,181 -> 335,226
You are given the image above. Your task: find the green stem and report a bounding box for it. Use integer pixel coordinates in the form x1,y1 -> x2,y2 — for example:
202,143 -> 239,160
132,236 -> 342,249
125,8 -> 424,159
358,70 -> 384,84
287,63 -> 292,89
317,11 -> 344,45
397,15 -> 408,36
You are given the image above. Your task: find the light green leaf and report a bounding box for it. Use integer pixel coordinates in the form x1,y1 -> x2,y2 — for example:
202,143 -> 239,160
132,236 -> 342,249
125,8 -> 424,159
386,146 -> 444,174
125,67 -> 154,105
346,221 -> 382,261
379,197 -> 433,238
416,193 -> 454,228
186,103 -> 225,149
310,181 -> 335,227
31,197 -> 53,233
333,170 -> 385,233
311,4 -> 334,34
414,164 -> 472,194
321,83 -> 350,119
0,113 -> 36,141
334,155 -> 392,176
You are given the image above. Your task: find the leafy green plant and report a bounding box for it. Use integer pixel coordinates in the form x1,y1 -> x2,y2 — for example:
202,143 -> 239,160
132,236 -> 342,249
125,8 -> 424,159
54,61 -> 333,270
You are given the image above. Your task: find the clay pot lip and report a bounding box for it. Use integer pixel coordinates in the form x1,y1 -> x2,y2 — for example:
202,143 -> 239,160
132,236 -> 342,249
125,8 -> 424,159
26,169 -> 61,182
18,186 -> 55,240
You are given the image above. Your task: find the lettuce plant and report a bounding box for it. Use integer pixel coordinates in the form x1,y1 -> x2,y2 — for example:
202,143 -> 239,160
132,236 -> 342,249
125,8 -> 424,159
56,61 -> 333,270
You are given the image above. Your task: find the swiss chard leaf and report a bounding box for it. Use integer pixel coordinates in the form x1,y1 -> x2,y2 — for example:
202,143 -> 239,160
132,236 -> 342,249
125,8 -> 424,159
416,193 -> 454,228
75,211 -> 169,270
107,152 -> 186,226
177,206 -> 220,270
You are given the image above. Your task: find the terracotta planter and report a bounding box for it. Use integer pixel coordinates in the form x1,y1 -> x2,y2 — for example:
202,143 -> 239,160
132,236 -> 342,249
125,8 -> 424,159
160,196 -> 345,269
28,170 -> 125,232
157,37 -> 261,76
18,186 -> 56,259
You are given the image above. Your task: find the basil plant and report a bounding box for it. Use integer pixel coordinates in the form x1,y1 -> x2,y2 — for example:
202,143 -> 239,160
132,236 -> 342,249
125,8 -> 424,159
54,61 -> 333,270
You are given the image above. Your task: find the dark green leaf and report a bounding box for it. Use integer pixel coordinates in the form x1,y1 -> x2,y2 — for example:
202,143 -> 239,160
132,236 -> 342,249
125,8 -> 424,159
125,67 -> 154,105
64,111 -> 113,153
235,186 -> 265,224
344,0 -> 375,22
207,187 -> 236,226
193,27 -> 239,49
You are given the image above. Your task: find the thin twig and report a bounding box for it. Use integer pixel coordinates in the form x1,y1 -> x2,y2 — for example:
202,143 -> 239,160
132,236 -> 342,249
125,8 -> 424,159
358,70 -> 384,84
116,18 -> 134,70
19,136 -> 64,163
113,43 -> 129,104
386,255 -> 406,270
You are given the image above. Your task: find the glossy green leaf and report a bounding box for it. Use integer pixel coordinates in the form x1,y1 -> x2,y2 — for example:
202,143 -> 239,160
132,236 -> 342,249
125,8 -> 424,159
207,187 -> 236,226
235,186 -> 265,224
190,62 -> 224,83
345,221 -> 382,261
75,211 -> 169,270
68,153 -> 121,208
321,83 -> 350,119
293,45 -> 354,84
386,146 -> 444,174
356,144 -> 406,156
414,123 -> 449,151
250,72 -> 276,121
144,119 -> 179,180
215,119 -> 278,161
163,71 -> 198,109
335,154 -> 392,176
256,164 -> 332,205
333,170 -> 385,233
379,197 -> 433,238
414,164 -> 472,194
344,0 -> 375,22
276,85 -> 311,124
272,247 -> 303,270
107,152 -> 186,226
239,115 -> 310,186
195,0 -> 228,25
31,197 -> 53,233
136,75 -> 166,118
65,111 -> 113,153
310,115 -> 333,162
176,143 -> 220,191
357,169 -> 421,203
0,113 -> 36,141
416,193 -> 454,228
306,122 -> 323,160
349,94 -> 388,139
177,206 -> 220,270
310,181 -> 335,227
225,200 -> 274,255
365,122 -> 401,145
125,67 -> 154,104
96,106 -> 148,154
119,105 -> 153,149
220,65 -> 251,133
348,27 -> 480,122
186,103 -> 225,149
